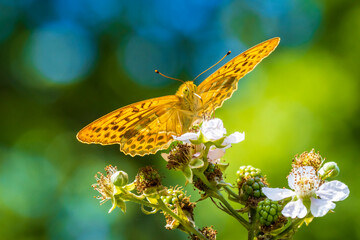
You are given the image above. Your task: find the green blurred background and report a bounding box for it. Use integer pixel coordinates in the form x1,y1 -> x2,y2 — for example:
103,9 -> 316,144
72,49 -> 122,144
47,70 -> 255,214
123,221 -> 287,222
0,0 -> 359,239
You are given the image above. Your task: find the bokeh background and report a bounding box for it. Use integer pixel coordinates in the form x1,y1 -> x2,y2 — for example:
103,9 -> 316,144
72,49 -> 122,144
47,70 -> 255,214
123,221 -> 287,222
0,0 -> 359,239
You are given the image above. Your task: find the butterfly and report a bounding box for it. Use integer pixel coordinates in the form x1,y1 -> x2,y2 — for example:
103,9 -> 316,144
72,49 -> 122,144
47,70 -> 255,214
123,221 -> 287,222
77,37 -> 280,157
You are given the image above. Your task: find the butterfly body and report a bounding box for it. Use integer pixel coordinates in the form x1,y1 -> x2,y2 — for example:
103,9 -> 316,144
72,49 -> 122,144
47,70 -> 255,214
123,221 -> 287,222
77,37 -> 280,156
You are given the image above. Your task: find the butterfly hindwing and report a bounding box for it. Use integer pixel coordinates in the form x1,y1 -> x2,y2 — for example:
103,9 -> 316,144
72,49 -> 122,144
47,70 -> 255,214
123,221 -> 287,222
197,37 -> 280,117
120,105 -> 184,156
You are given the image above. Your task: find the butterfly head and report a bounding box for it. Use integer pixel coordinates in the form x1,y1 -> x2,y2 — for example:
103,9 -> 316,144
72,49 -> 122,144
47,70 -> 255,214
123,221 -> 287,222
177,81 -> 197,98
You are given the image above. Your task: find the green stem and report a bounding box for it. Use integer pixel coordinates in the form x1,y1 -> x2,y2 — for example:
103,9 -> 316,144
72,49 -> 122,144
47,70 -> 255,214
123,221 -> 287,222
247,208 -> 257,240
193,169 -> 249,230
224,186 -> 242,201
157,200 -> 206,239
125,195 -> 206,239
213,190 -> 250,230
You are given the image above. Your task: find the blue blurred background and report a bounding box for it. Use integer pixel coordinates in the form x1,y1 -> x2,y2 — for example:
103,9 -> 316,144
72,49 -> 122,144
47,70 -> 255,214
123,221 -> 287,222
0,0 -> 359,239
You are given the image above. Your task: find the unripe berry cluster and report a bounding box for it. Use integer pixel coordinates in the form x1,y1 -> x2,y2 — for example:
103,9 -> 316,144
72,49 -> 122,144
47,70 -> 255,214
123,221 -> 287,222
256,199 -> 282,226
160,188 -> 186,210
236,166 -> 267,204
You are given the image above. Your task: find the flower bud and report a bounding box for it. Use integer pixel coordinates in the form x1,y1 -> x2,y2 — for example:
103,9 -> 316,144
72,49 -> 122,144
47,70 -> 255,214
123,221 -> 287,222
111,170 -> 129,187
319,162 -> 340,179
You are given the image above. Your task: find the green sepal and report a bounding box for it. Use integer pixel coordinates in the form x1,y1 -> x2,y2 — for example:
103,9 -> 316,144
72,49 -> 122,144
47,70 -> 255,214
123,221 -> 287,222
183,166 -> 193,183
304,216 -> 314,226
189,158 -> 204,169
115,198 -> 127,213
189,131 -> 206,144
269,217 -> 292,235
124,181 -> 136,192
216,162 -> 229,172
212,136 -> 227,148
141,204 -> 158,215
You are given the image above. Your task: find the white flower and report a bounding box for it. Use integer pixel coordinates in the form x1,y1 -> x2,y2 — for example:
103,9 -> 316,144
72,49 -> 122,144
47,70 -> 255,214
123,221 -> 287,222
262,166 -> 349,219
173,118 -> 244,163
201,118 -> 227,140
173,118 -> 245,147
207,147 -> 226,164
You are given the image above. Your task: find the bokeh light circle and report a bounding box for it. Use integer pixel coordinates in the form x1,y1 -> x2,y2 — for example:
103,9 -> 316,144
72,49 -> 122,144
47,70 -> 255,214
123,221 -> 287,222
26,21 -> 96,85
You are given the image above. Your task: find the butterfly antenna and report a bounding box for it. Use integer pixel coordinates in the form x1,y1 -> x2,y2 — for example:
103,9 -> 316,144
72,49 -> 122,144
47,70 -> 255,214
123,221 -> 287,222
155,70 -> 185,83
193,51 -> 231,82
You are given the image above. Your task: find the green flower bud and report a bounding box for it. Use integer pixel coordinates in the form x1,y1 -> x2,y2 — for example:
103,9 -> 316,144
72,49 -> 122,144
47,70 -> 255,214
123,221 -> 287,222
111,170 -> 129,187
319,162 -> 340,179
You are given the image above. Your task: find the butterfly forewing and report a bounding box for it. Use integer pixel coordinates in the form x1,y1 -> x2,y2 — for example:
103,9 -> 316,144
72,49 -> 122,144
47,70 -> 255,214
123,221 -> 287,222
77,95 -> 182,155
197,37 -> 280,117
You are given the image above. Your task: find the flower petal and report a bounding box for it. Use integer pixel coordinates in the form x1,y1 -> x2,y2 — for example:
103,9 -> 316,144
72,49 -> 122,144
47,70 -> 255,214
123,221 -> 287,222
316,180 -> 349,202
207,148 -> 225,164
310,197 -> 335,217
223,132 -> 245,145
287,171 -> 295,190
262,187 -> 295,201
282,199 -> 308,219
201,118 -> 226,140
173,132 -> 199,143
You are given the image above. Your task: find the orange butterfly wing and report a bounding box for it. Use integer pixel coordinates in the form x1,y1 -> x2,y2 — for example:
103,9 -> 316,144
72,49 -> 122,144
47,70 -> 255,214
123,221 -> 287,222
77,95 -> 184,156
197,37 -> 280,117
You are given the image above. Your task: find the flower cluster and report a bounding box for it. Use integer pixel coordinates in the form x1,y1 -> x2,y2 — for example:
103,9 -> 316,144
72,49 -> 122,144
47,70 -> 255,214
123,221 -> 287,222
90,118 -> 350,240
